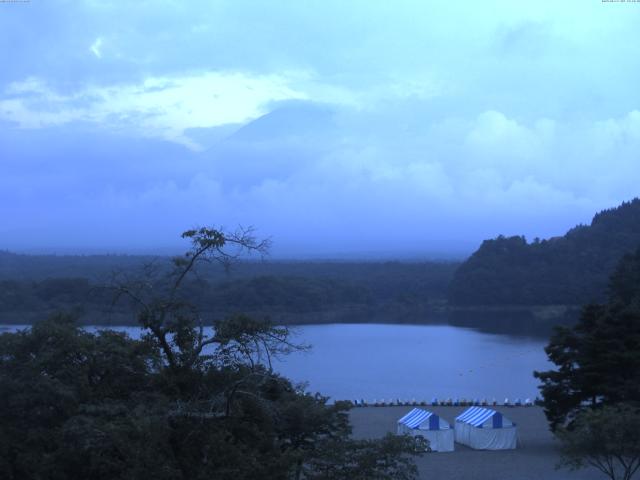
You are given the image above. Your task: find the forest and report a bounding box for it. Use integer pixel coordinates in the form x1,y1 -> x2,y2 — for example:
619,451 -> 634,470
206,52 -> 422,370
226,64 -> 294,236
0,253 -> 458,325
449,198 -> 640,306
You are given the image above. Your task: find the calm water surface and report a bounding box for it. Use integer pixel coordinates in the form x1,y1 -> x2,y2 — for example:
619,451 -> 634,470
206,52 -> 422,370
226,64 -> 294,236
1,323 -> 550,402
276,324 -> 550,402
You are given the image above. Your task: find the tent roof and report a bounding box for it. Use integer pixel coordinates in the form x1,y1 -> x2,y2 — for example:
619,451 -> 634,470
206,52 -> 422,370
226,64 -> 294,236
455,407 -> 507,427
398,408 -> 436,429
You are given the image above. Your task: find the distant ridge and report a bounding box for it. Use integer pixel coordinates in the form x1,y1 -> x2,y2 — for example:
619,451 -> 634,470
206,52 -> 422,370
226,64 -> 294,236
448,198 -> 640,306
223,102 -> 335,143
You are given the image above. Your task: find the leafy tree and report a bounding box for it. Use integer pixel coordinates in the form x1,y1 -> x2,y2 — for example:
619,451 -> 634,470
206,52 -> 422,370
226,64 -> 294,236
304,435 -> 418,480
109,226 -> 272,373
0,226 -> 419,479
0,314 -> 164,480
534,247 -> 640,431
557,404 -> 640,480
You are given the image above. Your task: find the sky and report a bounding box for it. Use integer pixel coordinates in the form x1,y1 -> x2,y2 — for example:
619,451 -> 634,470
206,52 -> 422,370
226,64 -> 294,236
1,0 -> 639,258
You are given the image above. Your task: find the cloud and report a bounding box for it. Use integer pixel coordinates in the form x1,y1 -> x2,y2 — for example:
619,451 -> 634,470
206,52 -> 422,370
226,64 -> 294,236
2,1 -> 640,255
90,37 -> 103,58
591,110 -> 640,153
463,111 -> 556,182
0,69 -> 448,151
0,71 -> 313,148
494,21 -> 554,57
466,110 -> 543,157
2,91 -> 639,255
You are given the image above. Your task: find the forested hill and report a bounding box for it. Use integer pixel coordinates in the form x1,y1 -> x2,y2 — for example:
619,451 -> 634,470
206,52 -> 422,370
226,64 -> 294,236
448,198 -> 640,306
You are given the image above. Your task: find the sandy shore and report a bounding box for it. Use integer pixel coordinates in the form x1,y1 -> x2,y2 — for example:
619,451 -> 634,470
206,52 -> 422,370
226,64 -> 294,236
349,406 -> 603,480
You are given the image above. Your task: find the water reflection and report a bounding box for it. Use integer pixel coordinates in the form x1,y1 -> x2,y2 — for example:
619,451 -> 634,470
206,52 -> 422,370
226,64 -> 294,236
446,308 -> 580,338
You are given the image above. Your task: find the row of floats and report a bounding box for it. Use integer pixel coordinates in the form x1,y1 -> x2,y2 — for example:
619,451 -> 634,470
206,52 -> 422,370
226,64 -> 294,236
351,397 -> 536,407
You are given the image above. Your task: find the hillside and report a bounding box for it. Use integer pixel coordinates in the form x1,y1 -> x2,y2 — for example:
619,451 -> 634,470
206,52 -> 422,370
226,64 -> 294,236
448,198 -> 640,306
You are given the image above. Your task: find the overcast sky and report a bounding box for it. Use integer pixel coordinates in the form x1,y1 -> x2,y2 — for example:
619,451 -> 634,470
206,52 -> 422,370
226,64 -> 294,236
1,0 -> 639,258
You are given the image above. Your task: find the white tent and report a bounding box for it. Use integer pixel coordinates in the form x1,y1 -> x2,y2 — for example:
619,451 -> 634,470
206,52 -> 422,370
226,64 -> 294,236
397,408 -> 454,452
454,406 -> 517,450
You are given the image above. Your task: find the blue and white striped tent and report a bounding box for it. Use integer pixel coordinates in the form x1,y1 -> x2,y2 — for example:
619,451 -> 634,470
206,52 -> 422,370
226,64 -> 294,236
397,408 -> 454,452
454,407 -> 517,450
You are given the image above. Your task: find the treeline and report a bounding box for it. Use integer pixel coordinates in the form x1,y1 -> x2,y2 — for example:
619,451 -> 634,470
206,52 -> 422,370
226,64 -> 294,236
0,257 -> 458,324
449,198 -> 640,306
0,250 -> 154,281
11,198 -> 640,317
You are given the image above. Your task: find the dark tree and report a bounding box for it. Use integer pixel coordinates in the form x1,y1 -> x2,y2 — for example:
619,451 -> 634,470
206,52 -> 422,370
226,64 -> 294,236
557,404 -> 640,480
449,198 -> 640,306
535,247 -> 640,430
304,435 -> 418,480
0,226 -> 419,480
110,226 -> 272,372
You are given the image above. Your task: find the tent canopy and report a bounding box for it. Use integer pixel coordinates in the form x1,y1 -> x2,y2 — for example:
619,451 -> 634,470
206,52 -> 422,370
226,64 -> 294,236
397,408 -> 455,452
398,408 -> 449,430
455,406 -> 513,428
454,407 -> 517,449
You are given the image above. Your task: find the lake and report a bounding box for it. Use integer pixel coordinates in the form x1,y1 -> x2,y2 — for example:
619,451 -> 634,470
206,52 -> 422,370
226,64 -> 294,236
0,323 -> 551,402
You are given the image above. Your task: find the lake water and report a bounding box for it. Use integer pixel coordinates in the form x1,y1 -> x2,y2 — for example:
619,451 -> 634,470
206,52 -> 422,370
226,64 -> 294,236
277,324 -> 550,402
0,323 -> 551,402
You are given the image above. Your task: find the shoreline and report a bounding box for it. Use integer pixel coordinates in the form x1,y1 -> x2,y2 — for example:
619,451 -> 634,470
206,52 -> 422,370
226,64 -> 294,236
3,306 -> 445,326
0,303 -> 579,329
